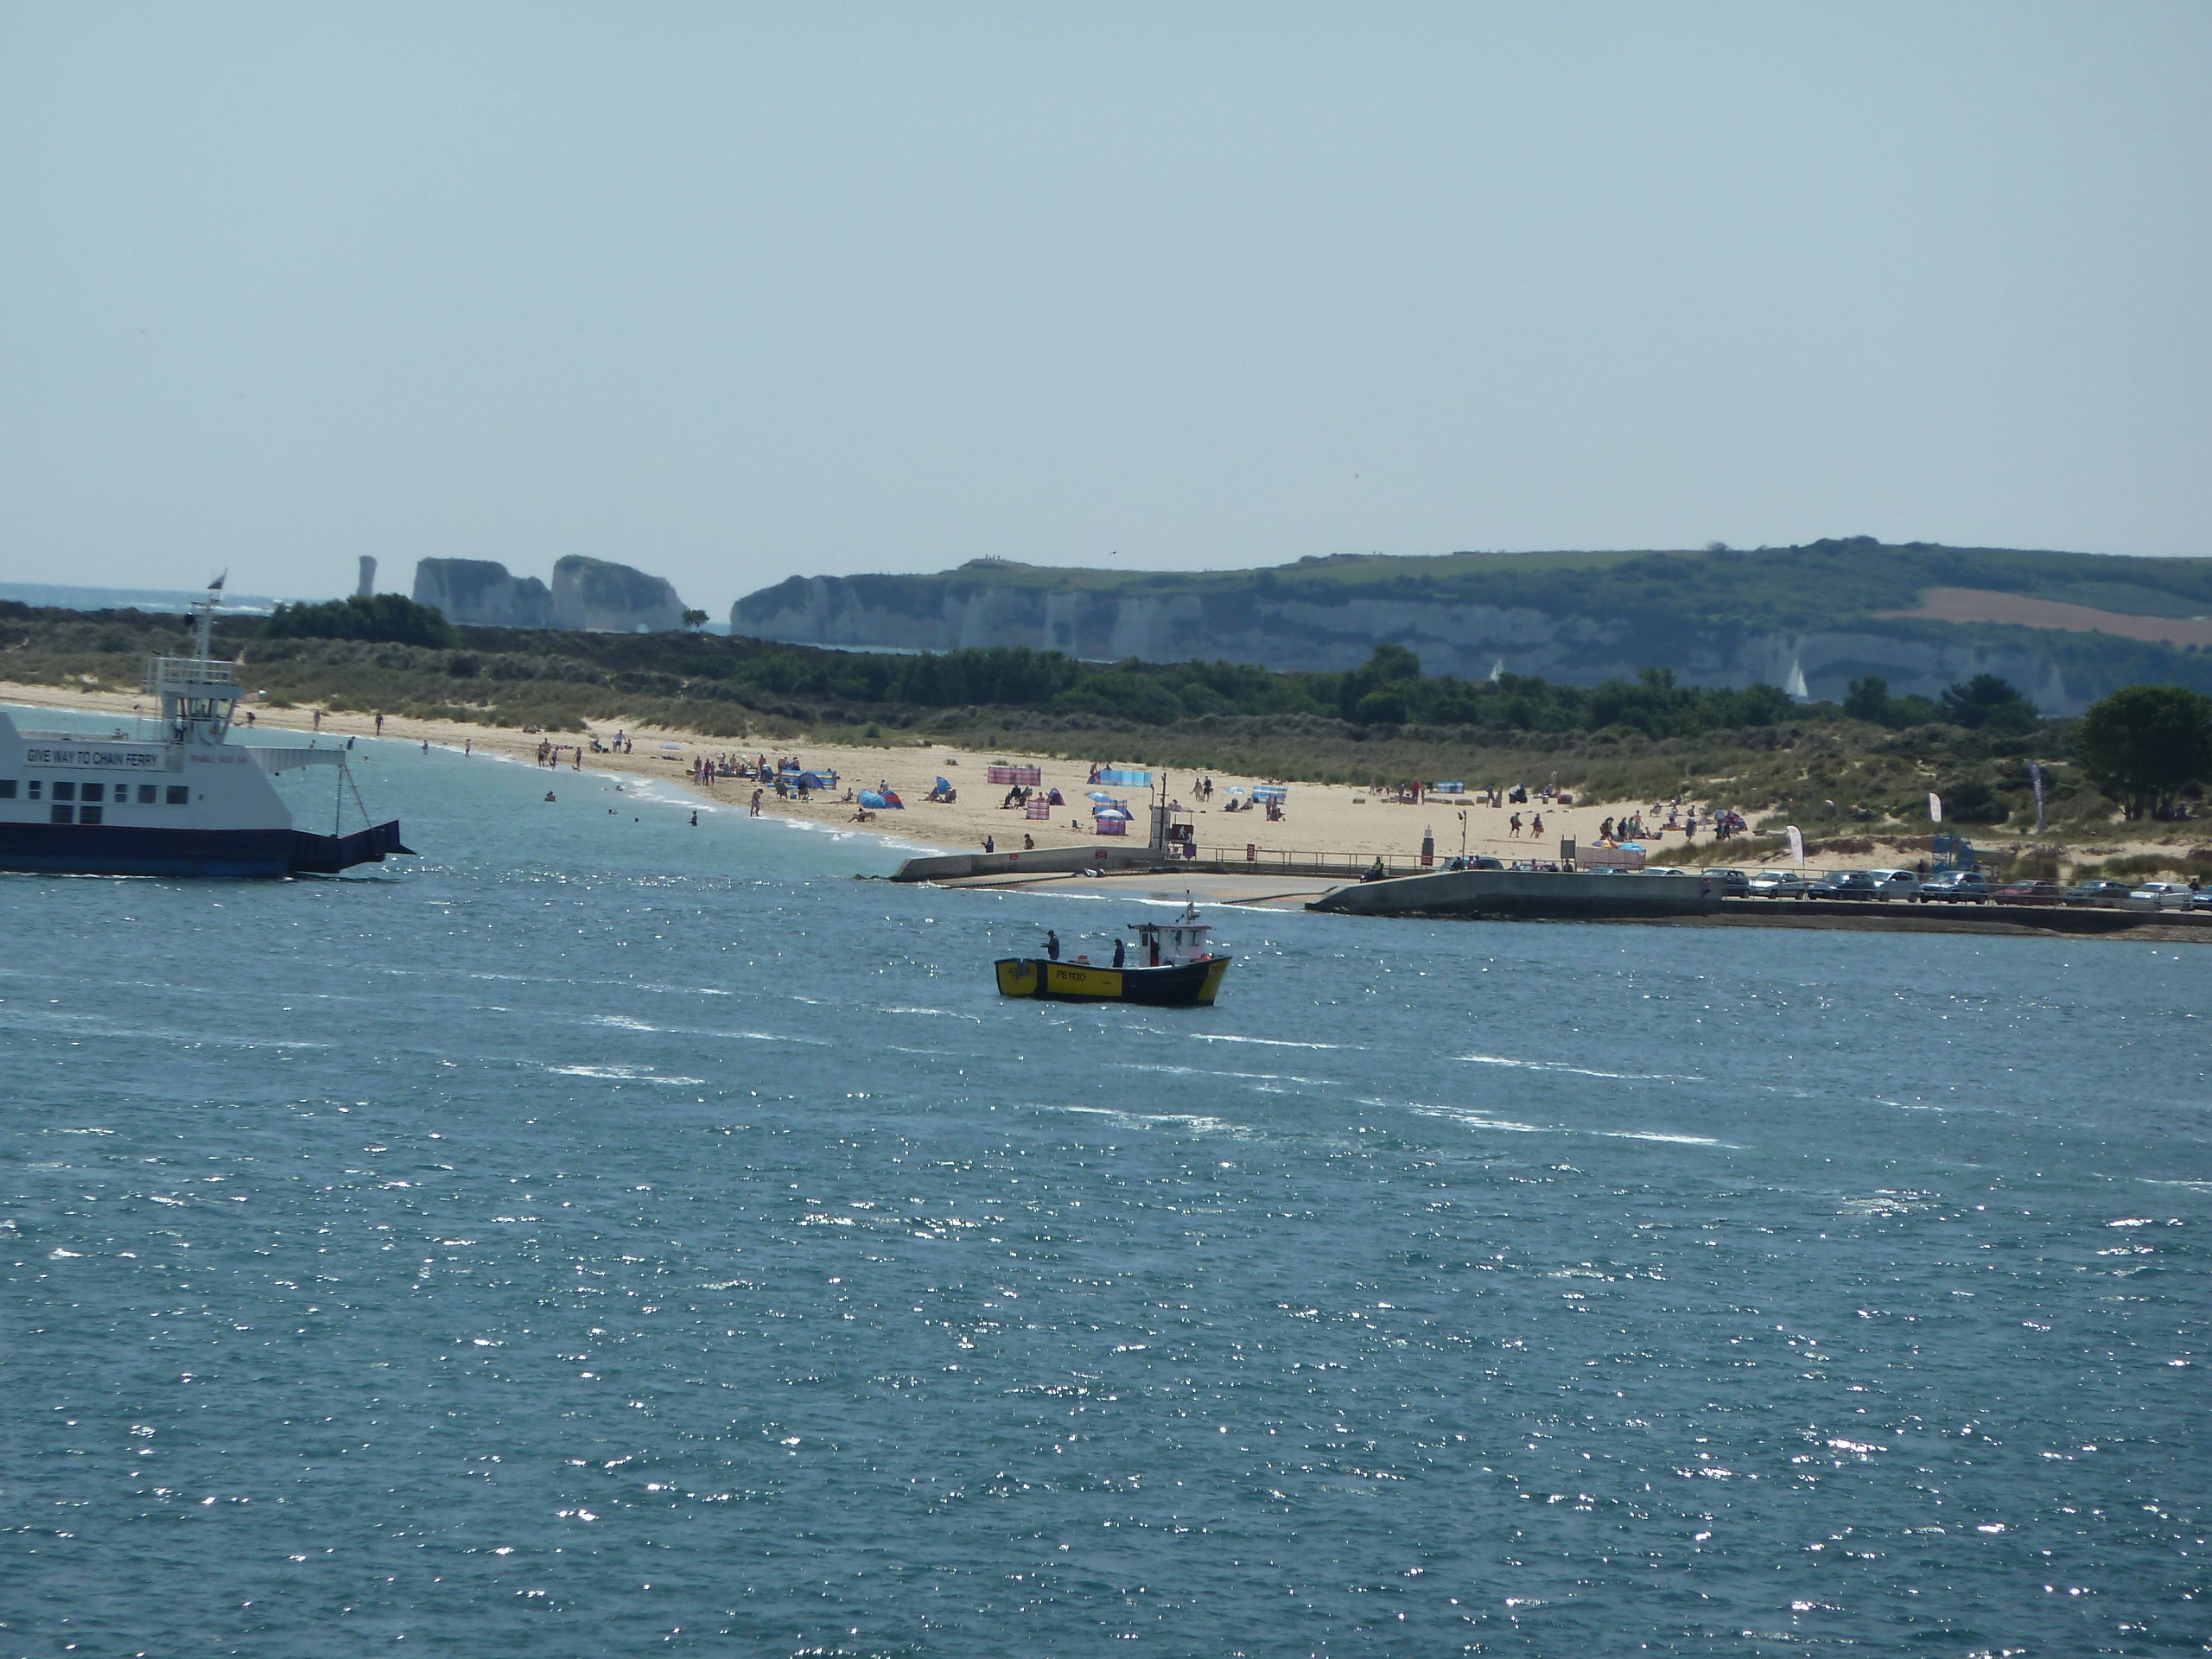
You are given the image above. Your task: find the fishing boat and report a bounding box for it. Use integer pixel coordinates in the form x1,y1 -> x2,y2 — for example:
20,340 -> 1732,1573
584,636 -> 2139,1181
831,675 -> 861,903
0,579 -> 412,878
995,903 -> 1230,1006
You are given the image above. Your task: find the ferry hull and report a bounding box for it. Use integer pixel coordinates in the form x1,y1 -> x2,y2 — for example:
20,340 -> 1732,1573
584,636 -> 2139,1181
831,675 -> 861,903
0,820 -> 410,878
995,956 -> 1230,1007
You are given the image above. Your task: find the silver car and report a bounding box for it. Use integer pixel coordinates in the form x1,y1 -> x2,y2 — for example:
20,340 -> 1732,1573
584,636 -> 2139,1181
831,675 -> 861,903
2126,881 -> 2195,911
1866,868 -> 1923,902
1747,870 -> 1810,897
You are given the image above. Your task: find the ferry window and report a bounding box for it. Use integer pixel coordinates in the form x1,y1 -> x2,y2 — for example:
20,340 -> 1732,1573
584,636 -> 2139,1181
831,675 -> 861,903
81,782 -> 104,804
27,781 -> 40,800
54,782 -> 75,802
49,804 -> 73,825
78,805 -> 102,826
138,784 -> 156,804
0,780 -> 13,799
166,785 -> 189,805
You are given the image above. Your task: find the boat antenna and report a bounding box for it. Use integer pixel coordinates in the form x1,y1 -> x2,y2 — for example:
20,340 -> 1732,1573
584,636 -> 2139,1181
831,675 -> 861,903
193,570 -> 227,661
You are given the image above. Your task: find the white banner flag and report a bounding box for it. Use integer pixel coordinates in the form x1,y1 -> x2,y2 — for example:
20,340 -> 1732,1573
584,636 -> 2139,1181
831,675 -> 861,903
1928,791 -> 1943,823
1786,825 -> 1805,864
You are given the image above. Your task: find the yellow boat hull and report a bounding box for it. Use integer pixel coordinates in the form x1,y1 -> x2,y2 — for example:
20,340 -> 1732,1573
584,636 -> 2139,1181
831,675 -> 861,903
995,956 -> 1230,1006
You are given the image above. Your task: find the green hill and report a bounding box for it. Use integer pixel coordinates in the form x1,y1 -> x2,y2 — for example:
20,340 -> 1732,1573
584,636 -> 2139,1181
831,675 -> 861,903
733,537 -> 2212,715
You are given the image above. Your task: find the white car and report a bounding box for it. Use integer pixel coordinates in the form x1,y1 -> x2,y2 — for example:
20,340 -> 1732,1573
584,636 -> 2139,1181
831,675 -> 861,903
1747,870 -> 1810,897
1866,868 -> 1923,901
2126,881 -> 2195,911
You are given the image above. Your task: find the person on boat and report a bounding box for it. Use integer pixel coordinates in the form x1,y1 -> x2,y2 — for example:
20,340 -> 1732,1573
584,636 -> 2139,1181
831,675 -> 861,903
1046,930 -> 1060,960
1112,938 -> 1126,969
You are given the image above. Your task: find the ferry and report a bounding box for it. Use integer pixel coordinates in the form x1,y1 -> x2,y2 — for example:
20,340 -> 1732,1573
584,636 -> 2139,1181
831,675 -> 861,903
0,582 -> 411,878
995,903 -> 1230,1006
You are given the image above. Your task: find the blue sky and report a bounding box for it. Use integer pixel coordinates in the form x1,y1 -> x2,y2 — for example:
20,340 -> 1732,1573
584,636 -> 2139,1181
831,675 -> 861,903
2,3 -> 2205,610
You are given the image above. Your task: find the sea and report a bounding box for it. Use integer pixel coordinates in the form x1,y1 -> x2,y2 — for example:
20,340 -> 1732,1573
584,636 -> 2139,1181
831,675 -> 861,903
3,722 -> 2207,1656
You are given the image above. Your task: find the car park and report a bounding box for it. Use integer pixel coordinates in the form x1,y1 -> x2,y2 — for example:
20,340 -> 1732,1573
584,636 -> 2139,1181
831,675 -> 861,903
2063,880 -> 2135,907
1866,868 -> 1923,901
1746,871 -> 1809,897
1916,870 -> 1992,903
1992,879 -> 2064,906
2126,880 -> 2196,911
1806,870 -> 1878,899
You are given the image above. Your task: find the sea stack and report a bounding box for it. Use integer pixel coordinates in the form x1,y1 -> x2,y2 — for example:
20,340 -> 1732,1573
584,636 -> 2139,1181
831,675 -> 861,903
411,559 -> 555,628
549,556 -> 687,632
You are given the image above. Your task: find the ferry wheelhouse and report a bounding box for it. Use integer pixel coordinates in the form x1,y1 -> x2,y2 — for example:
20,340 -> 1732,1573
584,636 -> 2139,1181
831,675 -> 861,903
0,583 -> 410,878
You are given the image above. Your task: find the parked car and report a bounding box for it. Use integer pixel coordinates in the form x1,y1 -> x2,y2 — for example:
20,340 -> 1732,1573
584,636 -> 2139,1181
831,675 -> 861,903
1746,870 -> 1810,897
2063,880 -> 2135,907
1916,870 -> 1992,903
1640,866 -> 1694,877
1866,868 -> 1923,901
2190,887 -> 2212,912
2126,880 -> 2196,911
1807,870 -> 1878,899
1700,868 -> 1752,896
1992,880 -> 2065,906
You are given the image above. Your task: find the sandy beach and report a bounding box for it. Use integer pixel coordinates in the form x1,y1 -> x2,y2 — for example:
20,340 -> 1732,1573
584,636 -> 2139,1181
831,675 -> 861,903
5,677 -> 2169,873
0,677 -> 1789,865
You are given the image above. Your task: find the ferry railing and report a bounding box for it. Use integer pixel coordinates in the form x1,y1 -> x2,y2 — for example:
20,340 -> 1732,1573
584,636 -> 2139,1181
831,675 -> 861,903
145,655 -> 240,692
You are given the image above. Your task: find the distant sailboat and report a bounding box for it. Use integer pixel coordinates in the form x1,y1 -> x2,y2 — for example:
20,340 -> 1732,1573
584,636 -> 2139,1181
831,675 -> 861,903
1488,658 -> 1505,683
1784,658 -> 1810,700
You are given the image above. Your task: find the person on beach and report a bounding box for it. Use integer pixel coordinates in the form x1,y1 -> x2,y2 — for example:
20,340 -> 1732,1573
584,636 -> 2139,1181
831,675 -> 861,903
983,835 -> 996,854
749,787 -> 763,817
1530,812 -> 1543,837
1508,813 -> 1522,838
375,714 -> 384,736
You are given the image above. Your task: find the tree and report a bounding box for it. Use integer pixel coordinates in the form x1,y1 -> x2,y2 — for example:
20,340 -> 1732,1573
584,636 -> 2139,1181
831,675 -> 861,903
1338,644 -> 1421,722
1940,674 -> 2037,733
264,594 -> 450,648
681,609 -> 709,631
2075,683 -> 2212,820
1843,675 -> 1891,723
